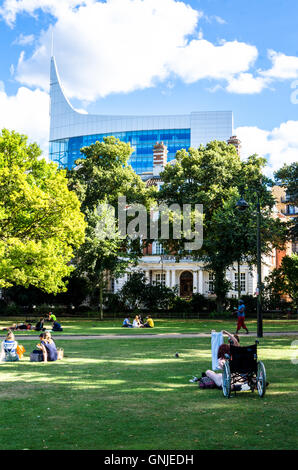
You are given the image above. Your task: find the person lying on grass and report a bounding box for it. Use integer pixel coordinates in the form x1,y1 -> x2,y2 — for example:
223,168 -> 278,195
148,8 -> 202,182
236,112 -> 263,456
204,330 -> 248,390
2,322 -> 32,331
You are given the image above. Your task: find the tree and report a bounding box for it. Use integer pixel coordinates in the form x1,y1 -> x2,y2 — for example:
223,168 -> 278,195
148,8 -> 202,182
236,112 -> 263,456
0,129 -> 86,293
68,136 -> 151,319
264,254 -> 298,308
275,162 -> 298,238
157,141 -> 288,311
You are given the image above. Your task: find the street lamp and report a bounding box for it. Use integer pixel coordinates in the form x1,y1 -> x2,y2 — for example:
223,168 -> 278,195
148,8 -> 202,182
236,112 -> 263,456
236,193 -> 263,338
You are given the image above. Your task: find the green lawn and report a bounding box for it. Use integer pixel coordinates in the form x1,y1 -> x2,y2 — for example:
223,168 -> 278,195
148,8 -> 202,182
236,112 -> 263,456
0,335 -> 297,450
1,318 -> 298,337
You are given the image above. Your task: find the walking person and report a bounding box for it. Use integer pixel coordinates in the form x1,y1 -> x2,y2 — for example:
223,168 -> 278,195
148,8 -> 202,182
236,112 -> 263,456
235,300 -> 249,334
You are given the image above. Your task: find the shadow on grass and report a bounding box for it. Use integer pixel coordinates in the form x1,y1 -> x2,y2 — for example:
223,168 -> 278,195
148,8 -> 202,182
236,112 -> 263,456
0,337 -> 297,450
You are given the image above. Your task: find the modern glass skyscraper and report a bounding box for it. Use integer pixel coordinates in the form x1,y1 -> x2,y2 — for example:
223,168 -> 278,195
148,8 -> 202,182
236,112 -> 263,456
49,57 -> 233,174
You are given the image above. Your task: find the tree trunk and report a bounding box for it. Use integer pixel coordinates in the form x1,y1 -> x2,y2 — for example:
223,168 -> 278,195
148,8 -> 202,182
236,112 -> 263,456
99,272 -> 104,321
214,268 -> 229,313
237,260 -> 241,300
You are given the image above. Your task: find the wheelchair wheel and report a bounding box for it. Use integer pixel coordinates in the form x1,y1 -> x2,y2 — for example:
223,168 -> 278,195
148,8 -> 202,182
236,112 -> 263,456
222,361 -> 231,398
257,361 -> 266,398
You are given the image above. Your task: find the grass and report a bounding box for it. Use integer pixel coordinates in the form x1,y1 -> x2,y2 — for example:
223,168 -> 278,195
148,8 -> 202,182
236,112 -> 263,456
0,318 -> 298,337
0,334 -> 297,450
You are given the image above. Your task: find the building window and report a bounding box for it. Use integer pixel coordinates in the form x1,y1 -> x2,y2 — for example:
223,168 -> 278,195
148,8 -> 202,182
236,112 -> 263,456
208,272 -> 215,293
286,205 -> 298,215
153,241 -> 165,255
234,273 -> 246,292
155,273 -> 166,286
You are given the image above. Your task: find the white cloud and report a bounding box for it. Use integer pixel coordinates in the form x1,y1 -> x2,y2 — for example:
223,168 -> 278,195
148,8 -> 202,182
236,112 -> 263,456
214,16 -> 226,25
13,0 -> 201,100
226,73 -> 270,94
3,0 -> 261,101
0,0 -> 89,26
261,50 -> 298,80
235,120 -> 298,176
12,33 -> 35,46
171,39 -> 258,84
0,84 -> 49,157
203,14 -> 226,25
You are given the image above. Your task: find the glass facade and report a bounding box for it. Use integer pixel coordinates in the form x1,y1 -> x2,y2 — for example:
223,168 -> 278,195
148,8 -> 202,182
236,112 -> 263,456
49,57 -> 232,176
49,128 -> 191,174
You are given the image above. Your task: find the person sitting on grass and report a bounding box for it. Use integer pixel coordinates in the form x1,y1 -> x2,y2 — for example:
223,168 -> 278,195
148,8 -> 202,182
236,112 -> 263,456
143,315 -> 154,328
122,316 -> 133,328
39,331 -> 58,362
0,330 -> 20,362
34,317 -> 45,331
32,333 -> 46,360
133,315 -> 142,328
47,312 -> 57,323
52,320 -> 63,332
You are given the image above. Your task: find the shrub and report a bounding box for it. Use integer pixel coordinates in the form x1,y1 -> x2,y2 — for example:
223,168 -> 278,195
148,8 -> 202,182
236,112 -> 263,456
104,292 -> 127,313
190,293 -> 207,313
142,284 -> 177,311
171,296 -> 193,313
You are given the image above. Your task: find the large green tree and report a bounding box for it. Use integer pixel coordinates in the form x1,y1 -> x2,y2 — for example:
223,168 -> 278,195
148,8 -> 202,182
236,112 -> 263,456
265,254 -> 298,308
68,136 -> 151,318
157,141 -> 288,311
275,162 -> 298,238
0,129 -> 86,293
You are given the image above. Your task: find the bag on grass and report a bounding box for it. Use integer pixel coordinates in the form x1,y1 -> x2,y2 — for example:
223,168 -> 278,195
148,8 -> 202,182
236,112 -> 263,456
198,376 -> 218,389
57,348 -> 64,360
30,350 -> 43,362
16,344 -> 26,359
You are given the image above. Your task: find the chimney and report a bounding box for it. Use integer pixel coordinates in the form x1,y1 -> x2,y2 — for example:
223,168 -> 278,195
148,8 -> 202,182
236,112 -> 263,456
153,142 -> 168,176
227,135 -> 241,157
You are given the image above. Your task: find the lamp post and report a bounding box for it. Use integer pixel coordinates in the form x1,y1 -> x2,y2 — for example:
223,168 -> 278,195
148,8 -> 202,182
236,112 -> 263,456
236,194 -> 263,338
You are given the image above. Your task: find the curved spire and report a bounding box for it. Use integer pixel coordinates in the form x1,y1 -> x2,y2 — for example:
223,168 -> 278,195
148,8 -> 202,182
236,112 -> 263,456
50,56 -> 75,112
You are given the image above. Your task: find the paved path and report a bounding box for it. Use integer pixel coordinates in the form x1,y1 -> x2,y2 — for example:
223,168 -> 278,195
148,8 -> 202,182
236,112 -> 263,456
3,331 -> 298,340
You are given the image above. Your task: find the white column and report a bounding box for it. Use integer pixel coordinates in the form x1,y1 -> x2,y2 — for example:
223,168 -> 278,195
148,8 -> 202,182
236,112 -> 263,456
193,271 -> 198,294
144,270 -> 150,282
165,269 -> 170,288
171,269 -> 176,288
198,269 -> 203,294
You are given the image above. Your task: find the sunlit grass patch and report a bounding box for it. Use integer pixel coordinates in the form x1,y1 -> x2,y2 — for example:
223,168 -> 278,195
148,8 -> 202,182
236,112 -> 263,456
0,336 -> 297,450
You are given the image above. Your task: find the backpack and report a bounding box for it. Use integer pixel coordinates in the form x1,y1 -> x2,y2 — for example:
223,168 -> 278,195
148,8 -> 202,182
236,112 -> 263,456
30,350 -> 44,362
198,376 -> 219,389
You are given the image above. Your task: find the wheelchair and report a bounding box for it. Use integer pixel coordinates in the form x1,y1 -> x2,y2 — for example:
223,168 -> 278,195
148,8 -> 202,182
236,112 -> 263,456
222,342 -> 266,398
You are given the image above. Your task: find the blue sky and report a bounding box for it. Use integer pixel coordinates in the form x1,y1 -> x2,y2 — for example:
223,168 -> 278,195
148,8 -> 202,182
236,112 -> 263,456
0,0 -> 297,174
